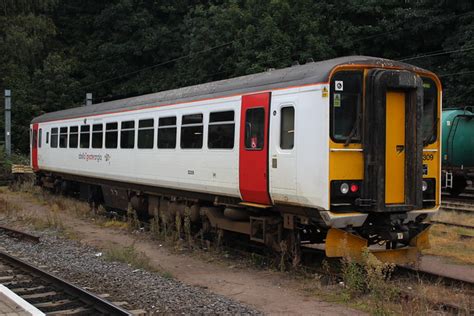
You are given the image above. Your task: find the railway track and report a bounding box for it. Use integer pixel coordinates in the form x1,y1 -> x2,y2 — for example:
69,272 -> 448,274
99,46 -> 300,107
431,220 -> 474,231
0,225 -> 41,243
440,198 -> 474,214
0,228 -> 132,315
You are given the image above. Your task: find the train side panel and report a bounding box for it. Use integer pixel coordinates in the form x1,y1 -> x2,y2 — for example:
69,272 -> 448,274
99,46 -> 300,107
269,85 -> 329,209
35,95 -> 242,199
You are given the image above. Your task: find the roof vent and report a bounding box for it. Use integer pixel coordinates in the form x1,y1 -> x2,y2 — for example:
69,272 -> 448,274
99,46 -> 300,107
306,58 -> 314,63
291,60 -> 300,66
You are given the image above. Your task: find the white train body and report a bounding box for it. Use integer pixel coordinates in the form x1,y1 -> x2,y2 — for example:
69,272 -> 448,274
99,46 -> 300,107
33,84 -> 329,209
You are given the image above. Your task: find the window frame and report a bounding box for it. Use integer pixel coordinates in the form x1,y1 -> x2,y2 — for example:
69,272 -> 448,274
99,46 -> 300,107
244,107 -> 265,151
92,123 -> 104,149
208,110 -> 235,150
80,125 -> 91,148
421,76 -> 438,145
280,106 -> 295,150
120,120 -> 135,149
157,116 -> 177,149
32,129 -> 38,149
138,118 -> 155,149
51,128 -> 58,148
329,70 -> 363,144
180,113 -> 203,149
59,127 -> 68,148
69,126 -> 79,148
105,122 -> 119,149
38,128 -> 42,148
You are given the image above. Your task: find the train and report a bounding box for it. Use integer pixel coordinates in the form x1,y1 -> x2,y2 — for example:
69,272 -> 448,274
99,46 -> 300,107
441,107 -> 474,196
30,56 -> 441,264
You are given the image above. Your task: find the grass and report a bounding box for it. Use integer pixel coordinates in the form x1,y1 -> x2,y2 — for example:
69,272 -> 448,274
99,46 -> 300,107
103,242 -> 174,279
423,224 -> 474,264
432,209 -> 474,227
104,243 -> 153,271
101,219 -> 128,229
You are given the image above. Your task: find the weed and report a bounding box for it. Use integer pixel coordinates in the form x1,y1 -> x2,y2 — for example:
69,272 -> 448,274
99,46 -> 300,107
104,242 -> 153,271
160,211 -> 168,239
215,229 -> 223,252
102,219 -> 128,229
126,204 -> 140,231
150,216 -> 161,239
174,213 -> 183,250
340,250 -> 396,314
341,258 -> 366,298
161,271 -> 174,279
183,207 -> 193,248
279,240 -> 288,272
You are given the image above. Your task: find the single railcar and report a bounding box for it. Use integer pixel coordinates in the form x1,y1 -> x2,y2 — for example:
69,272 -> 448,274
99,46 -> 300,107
30,56 -> 442,263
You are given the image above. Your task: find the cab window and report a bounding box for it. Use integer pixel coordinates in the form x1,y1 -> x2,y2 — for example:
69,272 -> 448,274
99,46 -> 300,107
330,71 -> 363,143
421,77 -> 438,144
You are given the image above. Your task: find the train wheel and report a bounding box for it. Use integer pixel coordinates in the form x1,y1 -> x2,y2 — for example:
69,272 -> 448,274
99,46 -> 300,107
450,176 -> 467,197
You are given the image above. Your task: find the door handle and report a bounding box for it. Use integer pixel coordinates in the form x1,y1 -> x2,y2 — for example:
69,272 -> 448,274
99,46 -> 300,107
272,158 -> 277,168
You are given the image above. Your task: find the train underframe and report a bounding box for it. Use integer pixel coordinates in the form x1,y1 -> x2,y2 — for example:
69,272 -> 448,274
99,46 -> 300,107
35,171 -> 432,264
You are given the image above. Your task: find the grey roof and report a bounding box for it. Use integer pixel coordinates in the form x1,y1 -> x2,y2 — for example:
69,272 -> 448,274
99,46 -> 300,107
32,55 -> 430,123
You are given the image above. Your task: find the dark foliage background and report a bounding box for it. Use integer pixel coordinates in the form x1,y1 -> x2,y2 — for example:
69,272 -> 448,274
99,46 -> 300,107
0,0 -> 473,153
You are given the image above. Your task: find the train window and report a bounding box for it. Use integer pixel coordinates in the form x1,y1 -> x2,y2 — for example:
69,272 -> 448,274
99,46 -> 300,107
32,129 -> 37,149
158,116 -> 176,149
92,124 -> 103,148
280,106 -> 294,149
46,132 -> 49,144
69,126 -> 78,148
181,114 -> 203,149
80,125 -> 90,148
245,108 -> 265,150
121,120 -> 135,149
105,122 -> 118,148
51,128 -> 58,148
59,127 -> 68,148
330,71 -> 362,143
208,111 -> 234,149
421,77 -> 438,144
138,119 -> 154,149
38,129 -> 42,148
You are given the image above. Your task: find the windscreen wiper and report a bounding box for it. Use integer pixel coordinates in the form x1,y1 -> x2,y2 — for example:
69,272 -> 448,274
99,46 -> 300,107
344,112 -> 361,147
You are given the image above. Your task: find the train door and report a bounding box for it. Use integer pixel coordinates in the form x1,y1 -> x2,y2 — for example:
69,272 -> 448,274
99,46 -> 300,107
385,91 -> 406,204
31,123 -> 39,171
269,101 -> 297,196
239,92 -> 271,205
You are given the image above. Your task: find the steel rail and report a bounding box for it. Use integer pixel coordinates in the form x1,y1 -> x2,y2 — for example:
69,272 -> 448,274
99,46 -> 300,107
431,220 -> 474,230
0,251 -> 132,315
0,225 -> 40,243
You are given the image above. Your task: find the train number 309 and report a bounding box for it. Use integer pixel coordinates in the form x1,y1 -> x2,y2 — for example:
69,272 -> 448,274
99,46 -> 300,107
423,154 -> 434,161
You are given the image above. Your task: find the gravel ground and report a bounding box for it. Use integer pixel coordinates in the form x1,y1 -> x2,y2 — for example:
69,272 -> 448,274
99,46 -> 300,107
0,227 -> 260,315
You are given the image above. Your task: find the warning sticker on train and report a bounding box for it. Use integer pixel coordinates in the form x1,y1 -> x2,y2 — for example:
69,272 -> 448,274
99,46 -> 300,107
334,94 -> 341,107
322,86 -> 328,98
335,80 -> 343,91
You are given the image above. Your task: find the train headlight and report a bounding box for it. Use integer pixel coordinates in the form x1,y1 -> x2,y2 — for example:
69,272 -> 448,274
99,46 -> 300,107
340,183 -> 349,194
422,180 -> 428,192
